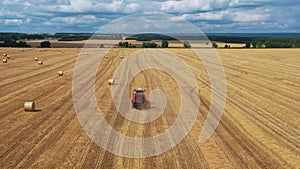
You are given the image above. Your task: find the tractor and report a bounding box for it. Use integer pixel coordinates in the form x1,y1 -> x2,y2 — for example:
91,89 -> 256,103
131,88 -> 147,109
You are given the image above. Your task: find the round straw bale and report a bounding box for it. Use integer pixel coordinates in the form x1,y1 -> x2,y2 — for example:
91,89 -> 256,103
24,102 -> 35,112
6,55 -> 10,59
38,61 -> 43,65
58,71 -> 64,76
120,56 -> 124,59
3,53 -> 7,57
3,59 -> 7,63
34,57 -> 39,61
108,79 -> 115,85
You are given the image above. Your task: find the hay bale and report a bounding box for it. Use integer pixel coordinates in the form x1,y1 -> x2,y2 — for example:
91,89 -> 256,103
3,53 -> 7,57
34,57 -> 39,61
24,102 -> 35,112
3,59 -> 7,63
108,79 -> 115,85
58,71 -> 64,76
6,55 -> 10,59
38,61 -> 43,65
120,56 -> 124,59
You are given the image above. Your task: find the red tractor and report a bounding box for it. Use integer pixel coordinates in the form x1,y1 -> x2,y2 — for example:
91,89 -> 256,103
131,88 -> 147,109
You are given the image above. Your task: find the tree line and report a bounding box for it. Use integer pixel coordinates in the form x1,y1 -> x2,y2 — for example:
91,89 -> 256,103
126,34 -> 177,41
211,36 -> 300,48
0,32 -> 299,48
118,40 -> 170,48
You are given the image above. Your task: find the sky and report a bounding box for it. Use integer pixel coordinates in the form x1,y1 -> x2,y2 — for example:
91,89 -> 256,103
0,0 -> 299,33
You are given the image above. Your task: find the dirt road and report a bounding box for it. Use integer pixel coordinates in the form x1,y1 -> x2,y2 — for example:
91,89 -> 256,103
0,48 -> 299,168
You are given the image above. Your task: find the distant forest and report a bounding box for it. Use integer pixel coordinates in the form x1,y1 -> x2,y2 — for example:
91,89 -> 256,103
0,32 -> 299,48
208,36 -> 300,48
126,34 -> 300,48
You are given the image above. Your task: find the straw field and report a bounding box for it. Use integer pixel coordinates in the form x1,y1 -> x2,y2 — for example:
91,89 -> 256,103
0,48 -> 299,168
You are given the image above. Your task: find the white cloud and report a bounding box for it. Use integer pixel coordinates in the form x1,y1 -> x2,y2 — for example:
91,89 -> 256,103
2,0 -> 20,5
0,10 -> 24,18
44,15 -> 106,26
56,0 -> 125,13
229,0 -> 239,7
233,13 -> 268,22
22,2 -> 31,7
4,19 -> 23,25
174,11 -> 229,21
124,3 -> 141,13
171,7 -> 269,23
232,9 -> 270,22
161,0 -> 209,12
99,14 -> 199,34
160,0 -> 235,13
25,18 -> 31,23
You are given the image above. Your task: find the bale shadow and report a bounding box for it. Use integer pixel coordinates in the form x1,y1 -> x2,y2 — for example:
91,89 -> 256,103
25,109 -> 42,113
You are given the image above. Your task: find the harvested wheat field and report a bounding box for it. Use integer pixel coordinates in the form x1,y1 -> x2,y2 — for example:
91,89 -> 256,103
0,47 -> 299,168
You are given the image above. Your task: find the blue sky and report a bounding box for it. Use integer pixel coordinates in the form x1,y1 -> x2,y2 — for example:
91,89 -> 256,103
0,0 -> 299,33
